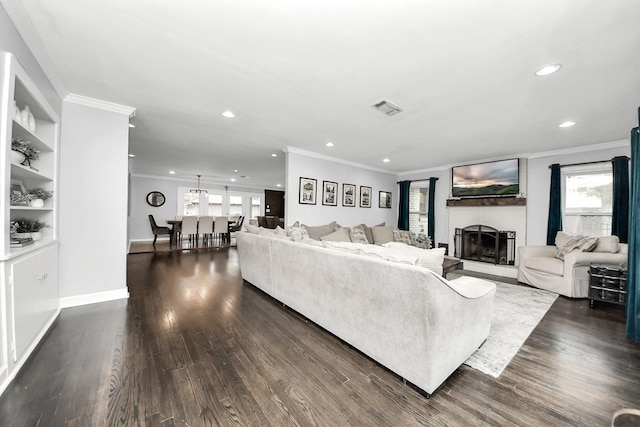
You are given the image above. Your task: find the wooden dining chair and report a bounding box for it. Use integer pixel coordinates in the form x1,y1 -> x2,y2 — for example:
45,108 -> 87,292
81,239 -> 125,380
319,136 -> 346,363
214,216 -> 229,244
181,216 -> 199,247
198,216 -> 214,246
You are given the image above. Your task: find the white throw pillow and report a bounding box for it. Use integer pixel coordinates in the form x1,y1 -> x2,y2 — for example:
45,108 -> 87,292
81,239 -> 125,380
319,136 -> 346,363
382,242 -> 445,275
245,224 -> 260,234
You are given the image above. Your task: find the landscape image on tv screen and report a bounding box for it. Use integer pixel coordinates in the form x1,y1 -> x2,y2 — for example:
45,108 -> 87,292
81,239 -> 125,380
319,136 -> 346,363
452,159 -> 519,198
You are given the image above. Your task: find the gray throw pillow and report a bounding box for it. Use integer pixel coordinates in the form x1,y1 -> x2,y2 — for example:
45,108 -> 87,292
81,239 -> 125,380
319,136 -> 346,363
302,221 -> 338,240
371,226 -> 394,245
320,227 -> 352,243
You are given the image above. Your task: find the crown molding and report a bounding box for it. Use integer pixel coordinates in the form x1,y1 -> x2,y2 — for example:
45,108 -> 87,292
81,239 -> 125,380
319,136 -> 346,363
526,139 -> 629,159
284,146 -> 398,175
65,93 -> 136,117
129,172 -> 284,191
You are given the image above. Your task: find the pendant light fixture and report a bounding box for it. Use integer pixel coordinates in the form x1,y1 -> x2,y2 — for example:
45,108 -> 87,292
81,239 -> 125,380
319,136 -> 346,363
190,174 -> 208,194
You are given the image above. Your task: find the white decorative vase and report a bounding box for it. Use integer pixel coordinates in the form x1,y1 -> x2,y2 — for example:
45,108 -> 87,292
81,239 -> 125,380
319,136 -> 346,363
30,198 -> 45,208
30,231 -> 42,241
10,150 -> 25,164
21,105 -> 36,133
12,100 -> 22,124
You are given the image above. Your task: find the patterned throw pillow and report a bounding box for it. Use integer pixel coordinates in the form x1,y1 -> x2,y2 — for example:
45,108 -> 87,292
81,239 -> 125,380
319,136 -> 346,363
286,225 -> 309,242
393,229 -> 414,246
349,227 -> 369,244
554,234 -> 599,260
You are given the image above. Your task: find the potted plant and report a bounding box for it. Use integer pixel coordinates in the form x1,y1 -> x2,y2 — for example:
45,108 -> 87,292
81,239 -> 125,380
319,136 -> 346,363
13,218 -> 47,241
27,187 -> 53,208
11,136 -> 40,166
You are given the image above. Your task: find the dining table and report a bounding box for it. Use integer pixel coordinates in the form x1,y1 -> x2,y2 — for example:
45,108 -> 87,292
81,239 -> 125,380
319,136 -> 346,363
167,218 -> 237,247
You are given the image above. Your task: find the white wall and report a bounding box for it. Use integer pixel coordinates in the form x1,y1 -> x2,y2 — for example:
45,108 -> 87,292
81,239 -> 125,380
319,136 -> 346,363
59,99 -> 131,304
128,174 -> 264,242
526,141 -> 630,246
286,150 -> 397,228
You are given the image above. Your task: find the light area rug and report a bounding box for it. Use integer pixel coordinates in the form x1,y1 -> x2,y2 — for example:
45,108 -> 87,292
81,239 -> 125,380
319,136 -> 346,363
462,280 -> 558,377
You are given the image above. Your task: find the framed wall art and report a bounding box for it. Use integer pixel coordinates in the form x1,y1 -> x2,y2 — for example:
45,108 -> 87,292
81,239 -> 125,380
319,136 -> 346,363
360,186 -> 372,208
379,191 -> 392,208
322,181 -> 338,206
299,177 -> 317,205
342,183 -> 356,207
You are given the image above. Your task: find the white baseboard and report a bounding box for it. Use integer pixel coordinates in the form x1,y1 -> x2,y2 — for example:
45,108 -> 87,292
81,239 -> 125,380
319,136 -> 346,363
60,288 -> 129,308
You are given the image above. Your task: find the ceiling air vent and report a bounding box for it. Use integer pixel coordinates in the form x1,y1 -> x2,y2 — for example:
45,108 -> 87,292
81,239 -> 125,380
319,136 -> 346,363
372,99 -> 403,116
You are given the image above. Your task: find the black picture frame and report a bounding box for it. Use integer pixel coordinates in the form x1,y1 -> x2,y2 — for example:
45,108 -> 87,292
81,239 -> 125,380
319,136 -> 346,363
343,183 -> 356,207
299,177 -> 317,204
322,181 -> 338,206
379,191 -> 392,208
360,186 -> 372,208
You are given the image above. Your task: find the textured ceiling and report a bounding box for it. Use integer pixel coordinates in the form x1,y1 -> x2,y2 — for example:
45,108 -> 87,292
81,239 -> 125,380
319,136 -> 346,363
4,0 -> 640,189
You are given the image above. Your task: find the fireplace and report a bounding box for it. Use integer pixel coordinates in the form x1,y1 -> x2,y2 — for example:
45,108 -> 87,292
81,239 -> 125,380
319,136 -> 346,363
454,225 -> 516,265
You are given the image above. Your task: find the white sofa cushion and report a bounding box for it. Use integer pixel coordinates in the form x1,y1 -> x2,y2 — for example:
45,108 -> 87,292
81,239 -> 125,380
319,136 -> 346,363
322,241 -> 418,265
382,242 -> 445,275
258,228 -> 292,240
593,235 -> 620,253
524,256 -> 564,276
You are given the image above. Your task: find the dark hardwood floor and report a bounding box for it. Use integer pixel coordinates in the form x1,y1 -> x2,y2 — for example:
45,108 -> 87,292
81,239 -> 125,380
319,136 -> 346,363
1,248 -> 639,426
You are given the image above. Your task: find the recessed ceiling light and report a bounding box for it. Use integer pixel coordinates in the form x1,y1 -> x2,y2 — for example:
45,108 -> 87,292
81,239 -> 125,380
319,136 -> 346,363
271,153 -> 278,157
326,142 -> 334,147
383,158 -> 391,163
169,170 -> 175,174
234,169 -> 238,172
222,111 -> 235,118
128,153 -> 135,158
559,121 -> 576,128
535,64 -> 561,76
128,123 -> 136,128
230,178 -> 236,182
276,184 -> 282,187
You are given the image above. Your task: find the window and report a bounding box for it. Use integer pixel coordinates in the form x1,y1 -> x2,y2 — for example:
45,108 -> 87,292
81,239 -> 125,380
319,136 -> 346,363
229,195 -> 243,217
207,194 -> 223,216
183,192 -> 200,215
251,196 -> 262,219
408,181 -> 429,235
562,164 -> 612,237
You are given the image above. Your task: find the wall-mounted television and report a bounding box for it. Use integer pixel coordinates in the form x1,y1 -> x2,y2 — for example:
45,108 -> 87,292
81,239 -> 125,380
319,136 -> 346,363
451,158 -> 519,198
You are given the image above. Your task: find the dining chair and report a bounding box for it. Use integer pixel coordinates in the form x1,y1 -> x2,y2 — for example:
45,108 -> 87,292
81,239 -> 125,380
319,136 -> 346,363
214,216 -> 229,244
229,215 -> 244,246
181,216 -> 199,247
148,214 -> 171,246
198,216 -> 214,246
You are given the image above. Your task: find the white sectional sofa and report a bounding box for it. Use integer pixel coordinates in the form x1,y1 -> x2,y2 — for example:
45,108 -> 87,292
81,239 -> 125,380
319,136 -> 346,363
237,230 -> 496,396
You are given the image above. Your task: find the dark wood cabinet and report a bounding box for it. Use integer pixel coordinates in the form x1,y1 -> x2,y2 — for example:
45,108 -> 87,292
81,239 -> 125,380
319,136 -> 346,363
589,265 -> 627,308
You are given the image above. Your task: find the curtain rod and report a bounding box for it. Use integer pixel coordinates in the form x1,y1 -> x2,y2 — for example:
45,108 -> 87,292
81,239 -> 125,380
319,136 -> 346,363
548,157 -> 629,169
396,177 -> 439,184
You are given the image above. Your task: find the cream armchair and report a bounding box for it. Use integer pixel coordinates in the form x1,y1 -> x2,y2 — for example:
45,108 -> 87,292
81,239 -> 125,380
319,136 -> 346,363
517,233 -> 628,298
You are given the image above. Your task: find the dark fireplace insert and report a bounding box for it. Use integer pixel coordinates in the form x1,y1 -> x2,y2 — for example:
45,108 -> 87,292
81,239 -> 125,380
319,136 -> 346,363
454,225 -> 516,265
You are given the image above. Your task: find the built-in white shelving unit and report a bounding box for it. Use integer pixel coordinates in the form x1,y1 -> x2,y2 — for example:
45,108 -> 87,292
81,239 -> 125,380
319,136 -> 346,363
0,51 -> 60,395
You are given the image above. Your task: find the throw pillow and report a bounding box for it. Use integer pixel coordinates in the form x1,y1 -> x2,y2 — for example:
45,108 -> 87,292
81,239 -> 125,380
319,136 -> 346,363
320,227 -> 352,243
302,221 -> 338,240
274,226 -> 288,237
393,229 -> 414,246
371,226 -> 394,245
593,235 -> 620,253
258,228 -> 292,240
349,227 -> 369,244
286,225 -> 309,242
554,234 -> 599,260
245,224 -> 260,234
382,242 -> 445,276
